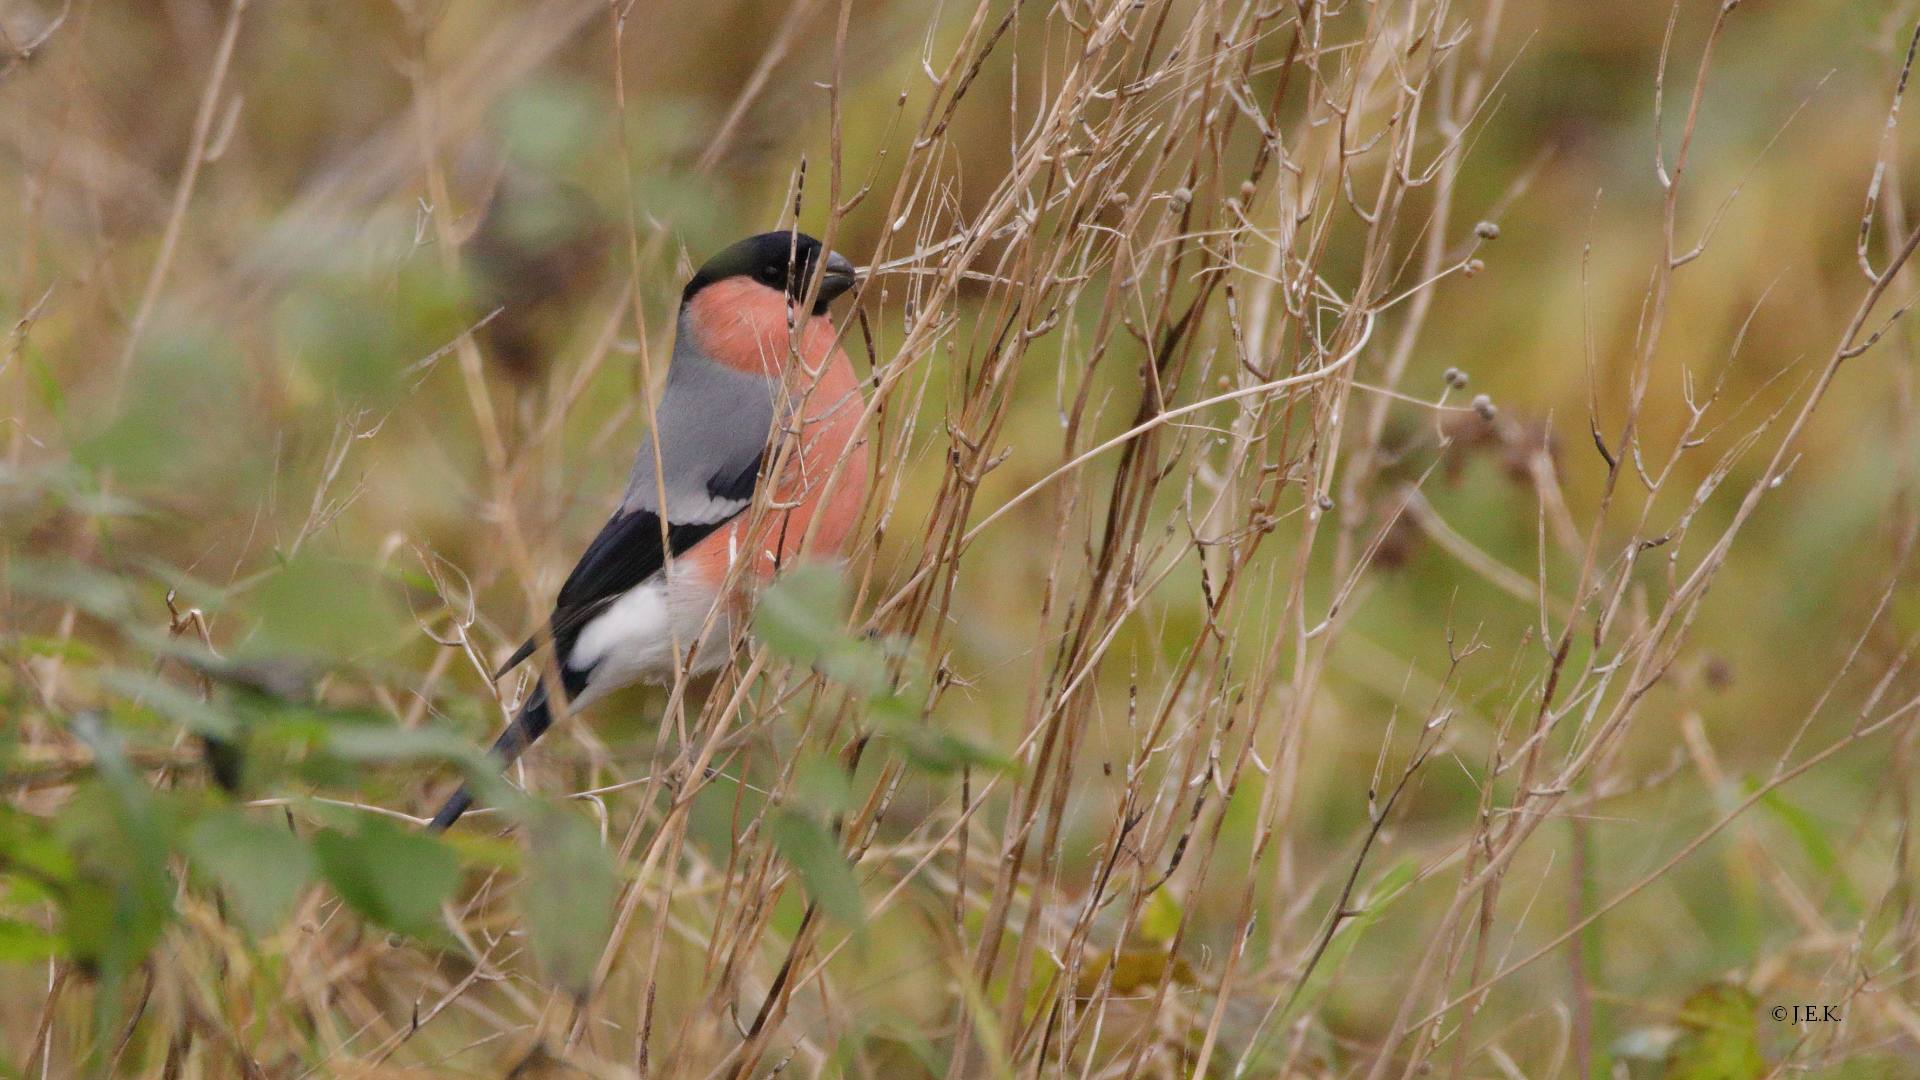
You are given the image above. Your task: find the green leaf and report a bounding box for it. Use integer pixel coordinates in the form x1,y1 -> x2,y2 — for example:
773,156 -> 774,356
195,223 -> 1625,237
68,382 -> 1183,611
1663,983 -> 1764,1080
1,874 -> 54,910
135,558 -> 228,611
757,569 -> 951,737
97,669 -> 238,739
0,805 -> 75,884
1753,786 -> 1861,915
317,725 -> 519,817
792,754 -> 854,817
1074,948 -> 1194,998
22,345 -> 63,417
521,810 -> 616,995
769,811 -> 863,926
313,816 -> 460,942
754,565 -> 854,665
140,641 -> 316,704
1238,857 -> 1419,1076
6,558 -> 134,623
0,919 -> 63,963
442,831 -> 523,871
323,723 -> 490,766
497,78 -> 602,169
6,636 -> 100,665
60,715 -> 176,979
78,323 -> 244,485
890,726 -> 1008,774
187,810 -> 315,935
1139,887 -> 1183,944
856,1029 -> 940,1080
865,688 -> 924,727
820,647 -> 893,700
246,558 -> 405,663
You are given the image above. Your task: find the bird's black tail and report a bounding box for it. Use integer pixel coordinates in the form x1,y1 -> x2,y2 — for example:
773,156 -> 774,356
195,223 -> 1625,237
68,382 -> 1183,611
426,685 -> 557,832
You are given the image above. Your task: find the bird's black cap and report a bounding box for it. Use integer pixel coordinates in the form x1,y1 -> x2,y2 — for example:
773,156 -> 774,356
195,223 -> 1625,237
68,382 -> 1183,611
682,231 -> 857,315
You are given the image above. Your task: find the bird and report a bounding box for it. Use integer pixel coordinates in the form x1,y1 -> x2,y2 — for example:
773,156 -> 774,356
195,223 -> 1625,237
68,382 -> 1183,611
428,231 -> 868,831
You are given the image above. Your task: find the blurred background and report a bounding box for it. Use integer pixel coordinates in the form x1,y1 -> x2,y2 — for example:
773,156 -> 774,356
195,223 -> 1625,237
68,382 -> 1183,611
5,0 -> 1920,1076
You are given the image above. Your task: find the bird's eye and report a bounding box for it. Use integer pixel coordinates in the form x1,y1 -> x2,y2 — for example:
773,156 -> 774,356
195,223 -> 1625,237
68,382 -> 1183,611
758,266 -> 784,285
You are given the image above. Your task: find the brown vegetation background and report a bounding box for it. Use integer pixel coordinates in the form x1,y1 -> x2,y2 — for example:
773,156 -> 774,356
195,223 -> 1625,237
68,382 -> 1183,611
4,0 -> 1920,1077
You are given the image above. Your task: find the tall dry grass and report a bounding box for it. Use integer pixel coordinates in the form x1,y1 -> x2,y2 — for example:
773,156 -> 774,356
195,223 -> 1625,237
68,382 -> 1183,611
4,1 -> 1920,1078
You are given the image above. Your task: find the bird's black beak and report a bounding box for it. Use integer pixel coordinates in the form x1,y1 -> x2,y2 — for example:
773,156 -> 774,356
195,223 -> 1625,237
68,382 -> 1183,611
817,250 -> 858,306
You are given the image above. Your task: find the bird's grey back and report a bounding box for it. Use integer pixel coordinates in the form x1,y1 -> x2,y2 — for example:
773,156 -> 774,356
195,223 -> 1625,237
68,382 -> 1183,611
620,311 -> 779,525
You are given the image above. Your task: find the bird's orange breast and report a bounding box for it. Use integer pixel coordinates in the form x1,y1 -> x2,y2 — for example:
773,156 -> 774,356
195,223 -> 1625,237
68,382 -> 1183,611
685,278 -> 843,378
681,279 -> 870,583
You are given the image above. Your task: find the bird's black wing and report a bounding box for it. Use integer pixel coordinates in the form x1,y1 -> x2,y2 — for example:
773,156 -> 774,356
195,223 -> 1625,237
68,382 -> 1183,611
492,452 -> 767,681
492,511 -> 707,679
706,449 -> 763,505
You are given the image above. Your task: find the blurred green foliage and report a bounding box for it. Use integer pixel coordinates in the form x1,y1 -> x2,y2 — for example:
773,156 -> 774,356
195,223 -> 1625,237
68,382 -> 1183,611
1,0 -> 1917,1075
522,807 -> 617,995
78,329 -> 243,486
311,816 -> 459,943
0,552 -> 616,1008
1664,985 -> 1766,1080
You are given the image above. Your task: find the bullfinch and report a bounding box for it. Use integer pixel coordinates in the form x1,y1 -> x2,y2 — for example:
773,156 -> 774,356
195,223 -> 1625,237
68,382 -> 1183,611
428,231 -> 868,831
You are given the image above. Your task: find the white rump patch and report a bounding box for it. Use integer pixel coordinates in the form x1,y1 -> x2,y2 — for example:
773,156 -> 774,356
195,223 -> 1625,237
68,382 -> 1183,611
566,575 -> 731,707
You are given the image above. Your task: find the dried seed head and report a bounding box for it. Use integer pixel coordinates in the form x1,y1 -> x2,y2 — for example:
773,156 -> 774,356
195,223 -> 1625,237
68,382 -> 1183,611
1472,394 -> 1497,421
1316,494 -> 1335,512
1443,367 -> 1468,389
1239,180 -> 1256,199
1109,190 -> 1130,207
1169,186 -> 1192,210
1217,376 -> 1232,390
1474,220 -> 1500,240
1462,258 -> 1485,277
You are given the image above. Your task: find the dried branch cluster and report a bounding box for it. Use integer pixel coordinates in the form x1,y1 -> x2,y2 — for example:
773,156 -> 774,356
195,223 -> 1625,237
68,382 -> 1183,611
7,0 -> 1920,1077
